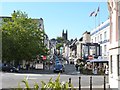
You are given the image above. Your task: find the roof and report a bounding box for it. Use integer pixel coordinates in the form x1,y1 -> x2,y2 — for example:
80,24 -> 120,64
82,31 -> 90,35
79,37 -> 83,41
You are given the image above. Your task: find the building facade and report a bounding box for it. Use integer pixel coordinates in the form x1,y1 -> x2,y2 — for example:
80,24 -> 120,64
82,31 -> 91,43
91,19 -> 110,59
62,43 -> 70,63
108,0 -> 120,89
76,37 -> 83,60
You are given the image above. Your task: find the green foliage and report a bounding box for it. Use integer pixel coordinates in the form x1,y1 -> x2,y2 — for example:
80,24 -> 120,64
56,37 -> 64,50
56,37 -> 64,43
22,79 -> 30,89
2,10 -> 46,62
56,43 -> 63,50
18,73 -> 76,90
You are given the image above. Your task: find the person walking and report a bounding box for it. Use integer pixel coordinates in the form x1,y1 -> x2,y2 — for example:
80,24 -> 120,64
75,64 -> 79,71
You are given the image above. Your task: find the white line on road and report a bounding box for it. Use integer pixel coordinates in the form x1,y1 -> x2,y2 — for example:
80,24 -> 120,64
14,74 -> 73,77
14,74 -> 42,76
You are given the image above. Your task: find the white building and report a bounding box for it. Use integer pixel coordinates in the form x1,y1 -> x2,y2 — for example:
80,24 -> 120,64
82,31 -> 91,43
91,19 -> 110,59
76,38 -> 83,59
50,38 -> 57,55
108,0 -> 120,89
62,43 -> 70,62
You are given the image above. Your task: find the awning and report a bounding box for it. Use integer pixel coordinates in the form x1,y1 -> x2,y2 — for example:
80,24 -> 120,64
86,58 -> 108,63
90,58 -> 109,63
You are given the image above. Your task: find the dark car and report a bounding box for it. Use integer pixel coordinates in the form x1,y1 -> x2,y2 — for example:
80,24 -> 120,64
53,64 -> 65,73
2,65 -> 19,72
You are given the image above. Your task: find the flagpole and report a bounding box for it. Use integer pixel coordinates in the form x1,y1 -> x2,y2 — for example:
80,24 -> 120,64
94,9 -> 96,29
95,15 -> 96,29
99,5 -> 100,30
98,5 -> 100,43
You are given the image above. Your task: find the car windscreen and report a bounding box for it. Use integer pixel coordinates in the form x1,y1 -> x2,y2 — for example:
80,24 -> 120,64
55,65 -> 62,68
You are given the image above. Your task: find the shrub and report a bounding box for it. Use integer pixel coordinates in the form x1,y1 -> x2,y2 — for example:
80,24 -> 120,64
18,73 -> 76,90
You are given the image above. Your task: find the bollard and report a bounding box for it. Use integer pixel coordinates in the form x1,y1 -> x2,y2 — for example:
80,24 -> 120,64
79,77 -> 81,90
90,76 -> 92,90
69,78 -> 71,88
104,75 -> 106,90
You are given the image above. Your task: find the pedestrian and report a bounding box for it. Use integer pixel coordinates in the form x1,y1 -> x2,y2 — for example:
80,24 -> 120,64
105,64 -> 109,74
94,66 -> 98,75
26,63 -> 30,70
75,64 -> 78,71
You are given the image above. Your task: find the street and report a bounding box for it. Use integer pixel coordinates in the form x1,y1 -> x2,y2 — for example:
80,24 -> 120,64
1,64 -> 109,89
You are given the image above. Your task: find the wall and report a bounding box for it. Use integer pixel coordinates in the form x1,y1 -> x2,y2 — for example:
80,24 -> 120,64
76,41 -> 82,59
83,33 -> 90,43
108,1 -> 120,89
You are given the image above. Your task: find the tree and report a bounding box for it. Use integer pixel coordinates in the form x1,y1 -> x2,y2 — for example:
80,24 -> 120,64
56,37 -> 64,50
2,10 -> 45,63
56,36 -> 64,43
56,43 -> 63,50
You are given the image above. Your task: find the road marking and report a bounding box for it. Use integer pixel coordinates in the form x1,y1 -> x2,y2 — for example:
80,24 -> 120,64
14,74 -> 72,77
14,74 -> 42,76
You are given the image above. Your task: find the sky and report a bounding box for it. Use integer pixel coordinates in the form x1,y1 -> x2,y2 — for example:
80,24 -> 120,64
1,1 -> 109,40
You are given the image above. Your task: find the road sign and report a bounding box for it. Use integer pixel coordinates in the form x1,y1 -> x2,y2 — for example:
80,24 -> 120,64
42,56 -> 46,60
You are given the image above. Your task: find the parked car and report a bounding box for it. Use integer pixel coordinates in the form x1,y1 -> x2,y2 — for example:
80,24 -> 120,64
53,64 -> 65,73
2,65 -> 19,72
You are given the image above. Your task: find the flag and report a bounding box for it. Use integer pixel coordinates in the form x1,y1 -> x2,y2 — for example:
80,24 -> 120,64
95,7 -> 100,17
89,11 -> 95,17
97,7 -> 99,12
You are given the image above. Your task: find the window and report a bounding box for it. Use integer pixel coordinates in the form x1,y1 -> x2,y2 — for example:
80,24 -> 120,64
110,55 -> 113,74
104,45 -> 107,56
118,55 -> 120,75
100,46 -> 102,56
98,36 -> 99,42
118,16 -> 120,40
104,31 -> 107,40
95,37 -> 96,43
100,34 -> 102,41
92,39 -> 93,43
